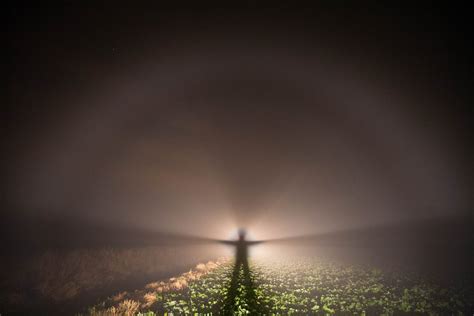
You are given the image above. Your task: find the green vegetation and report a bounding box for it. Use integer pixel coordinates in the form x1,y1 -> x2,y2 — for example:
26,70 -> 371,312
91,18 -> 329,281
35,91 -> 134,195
89,257 -> 473,315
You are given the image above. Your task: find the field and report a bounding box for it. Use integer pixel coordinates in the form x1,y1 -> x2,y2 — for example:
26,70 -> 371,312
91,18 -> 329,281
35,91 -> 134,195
87,256 -> 474,315
0,244 -> 224,314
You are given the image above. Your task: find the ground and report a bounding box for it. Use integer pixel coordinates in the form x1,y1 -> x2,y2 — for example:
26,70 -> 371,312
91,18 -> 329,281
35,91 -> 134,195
87,256 -> 473,315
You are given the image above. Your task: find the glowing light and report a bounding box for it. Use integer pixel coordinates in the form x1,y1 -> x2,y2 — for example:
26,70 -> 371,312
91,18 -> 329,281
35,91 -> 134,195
226,227 -> 257,241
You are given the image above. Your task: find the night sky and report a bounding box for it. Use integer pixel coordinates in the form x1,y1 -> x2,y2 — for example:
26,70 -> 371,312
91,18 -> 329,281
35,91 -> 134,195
4,4 -> 473,242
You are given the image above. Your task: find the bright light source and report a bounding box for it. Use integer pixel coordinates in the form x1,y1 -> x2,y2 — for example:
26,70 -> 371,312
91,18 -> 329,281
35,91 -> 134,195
225,227 -> 259,241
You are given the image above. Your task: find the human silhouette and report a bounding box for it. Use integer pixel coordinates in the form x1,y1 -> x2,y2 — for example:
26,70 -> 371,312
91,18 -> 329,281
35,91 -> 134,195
220,229 -> 262,264
219,229 -> 268,314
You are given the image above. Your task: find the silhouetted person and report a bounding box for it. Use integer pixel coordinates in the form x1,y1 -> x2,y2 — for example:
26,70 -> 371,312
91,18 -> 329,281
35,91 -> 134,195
219,229 -> 267,314
220,229 -> 262,265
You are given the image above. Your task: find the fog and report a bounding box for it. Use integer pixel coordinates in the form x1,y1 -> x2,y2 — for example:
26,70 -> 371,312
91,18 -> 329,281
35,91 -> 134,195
3,4 -> 473,314
6,11 -> 471,239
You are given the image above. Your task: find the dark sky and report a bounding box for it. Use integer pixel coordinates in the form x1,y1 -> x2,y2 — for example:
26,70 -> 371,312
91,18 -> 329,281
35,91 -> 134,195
4,4 -> 473,240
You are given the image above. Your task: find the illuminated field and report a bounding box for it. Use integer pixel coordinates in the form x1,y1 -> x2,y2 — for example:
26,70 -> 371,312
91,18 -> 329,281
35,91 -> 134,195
88,256 -> 473,315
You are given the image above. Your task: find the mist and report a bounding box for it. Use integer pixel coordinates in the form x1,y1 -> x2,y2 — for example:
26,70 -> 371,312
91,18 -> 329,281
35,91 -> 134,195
3,4 -> 473,314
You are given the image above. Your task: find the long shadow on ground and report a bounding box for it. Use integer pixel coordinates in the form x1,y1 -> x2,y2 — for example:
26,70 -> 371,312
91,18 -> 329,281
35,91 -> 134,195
220,235 -> 269,314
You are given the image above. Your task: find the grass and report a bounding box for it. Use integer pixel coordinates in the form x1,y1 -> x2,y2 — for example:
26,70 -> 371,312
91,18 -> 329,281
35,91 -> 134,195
87,256 -> 473,315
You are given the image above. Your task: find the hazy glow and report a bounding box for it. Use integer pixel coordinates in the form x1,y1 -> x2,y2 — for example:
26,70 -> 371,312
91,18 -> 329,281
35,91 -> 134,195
6,19 -> 470,242
3,9 -> 472,316
226,228 -> 259,241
